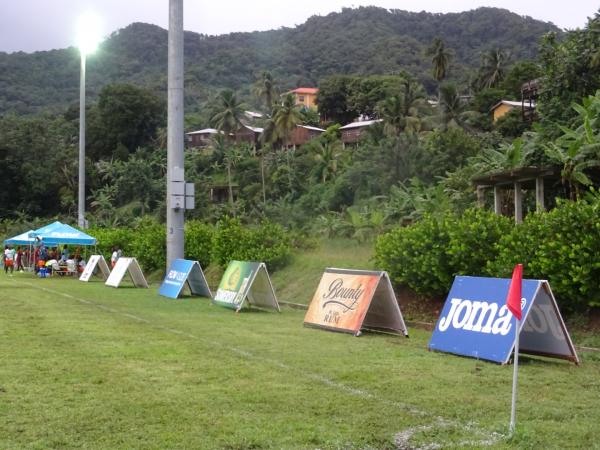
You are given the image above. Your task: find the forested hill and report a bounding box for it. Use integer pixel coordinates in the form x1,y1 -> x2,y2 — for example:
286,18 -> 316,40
0,6 -> 560,115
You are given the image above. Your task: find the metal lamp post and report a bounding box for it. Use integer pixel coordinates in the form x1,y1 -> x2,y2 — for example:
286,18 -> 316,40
76,13 -> 101,229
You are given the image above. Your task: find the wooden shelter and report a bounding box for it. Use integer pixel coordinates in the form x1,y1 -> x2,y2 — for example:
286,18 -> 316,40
472,167 -> 559,223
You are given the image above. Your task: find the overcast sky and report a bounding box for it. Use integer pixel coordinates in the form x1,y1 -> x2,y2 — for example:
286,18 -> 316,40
1,0 -> 598,53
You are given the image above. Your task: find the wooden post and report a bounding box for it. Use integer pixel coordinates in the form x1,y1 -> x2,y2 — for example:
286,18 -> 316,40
514,181 -> 523,224
476,186 -> 485,208
494,186 -> 502,215
536,177 -> 545,212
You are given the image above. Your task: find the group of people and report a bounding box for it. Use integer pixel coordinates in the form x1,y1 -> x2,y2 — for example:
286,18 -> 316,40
2,238 -> 87,276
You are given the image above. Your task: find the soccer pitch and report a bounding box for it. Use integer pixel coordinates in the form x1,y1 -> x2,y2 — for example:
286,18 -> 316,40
1,274 -> 598,449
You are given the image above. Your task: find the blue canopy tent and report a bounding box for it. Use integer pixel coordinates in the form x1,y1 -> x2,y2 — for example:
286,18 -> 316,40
3,230 -> 36,246
30,221 -> 97,246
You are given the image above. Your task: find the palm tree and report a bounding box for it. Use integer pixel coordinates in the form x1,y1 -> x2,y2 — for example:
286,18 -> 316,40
209,89 -> 245,137
272,93 -> 302,145
253,71 -> 277,113
310,140 -> 345,183
428,38 -> 450,82
427,37 -> 451,102
478,49 -> 509,89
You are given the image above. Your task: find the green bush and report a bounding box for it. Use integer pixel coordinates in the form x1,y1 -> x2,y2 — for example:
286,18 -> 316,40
489,199 -> 600,310
446,208 -> 513,277
128,219 -> 166,272
87,227 -> 135,262
212,217 -> 291,270
184,221 -> 214,268
376,198 -> 600,311
375,214 -> 453,297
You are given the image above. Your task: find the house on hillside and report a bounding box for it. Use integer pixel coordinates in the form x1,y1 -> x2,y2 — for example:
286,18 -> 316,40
491,100 -> 536,123
283,87 -> 319,110
340,119 -> 383,147
233,124 -> 264,146
285,125 -> 325,148
186,128 -> 221,148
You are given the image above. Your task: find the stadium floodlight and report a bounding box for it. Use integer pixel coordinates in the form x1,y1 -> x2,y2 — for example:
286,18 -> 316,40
76,12 -> 102,229
76,12 -> 102,55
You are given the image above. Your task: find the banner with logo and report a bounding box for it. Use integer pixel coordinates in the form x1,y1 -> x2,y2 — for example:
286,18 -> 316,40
105,257 -> 149,289
428,276 -> 579,364
304,268 -> 408,337
79,255 -> 111,282
213,260 -> 279,312
159,259 -> 212,299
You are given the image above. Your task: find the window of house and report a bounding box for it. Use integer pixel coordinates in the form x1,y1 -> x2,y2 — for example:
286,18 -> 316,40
298,95 -> 305,102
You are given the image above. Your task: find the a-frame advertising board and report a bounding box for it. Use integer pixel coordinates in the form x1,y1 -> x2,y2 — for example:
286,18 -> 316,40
79,255 -> 111,282
428,276 -> 579,364
304,268 -> 408,337
213,261 -> 280,312
105,257 -> 149,289
159,258 -> 212,299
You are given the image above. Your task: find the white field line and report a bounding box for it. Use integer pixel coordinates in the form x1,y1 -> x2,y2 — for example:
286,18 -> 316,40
12,280 -> 505,448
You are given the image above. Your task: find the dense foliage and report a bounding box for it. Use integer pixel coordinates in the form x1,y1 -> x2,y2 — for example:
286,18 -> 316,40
376,198 -> 600,311
0,7 -> 559,115
87,219 -> 290,273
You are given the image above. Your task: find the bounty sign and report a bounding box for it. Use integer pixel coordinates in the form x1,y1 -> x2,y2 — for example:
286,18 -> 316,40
304,268 -> 408,337
213,261 -> 280,312
159,259 -> 212,299
428,276 -> 579,364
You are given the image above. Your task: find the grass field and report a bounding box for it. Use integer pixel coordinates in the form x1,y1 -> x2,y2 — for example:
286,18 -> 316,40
1,242 -> 600,449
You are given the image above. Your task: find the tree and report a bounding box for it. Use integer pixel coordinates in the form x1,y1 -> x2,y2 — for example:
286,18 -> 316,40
88,83 -> 166,160
209,89 -> 246,137
272,93 -> 303,146
478,49 -> 510,89
544,92 -> 600,199
538,13 -> 600,132
428,38 -> 451,83
253,71 -> 277,113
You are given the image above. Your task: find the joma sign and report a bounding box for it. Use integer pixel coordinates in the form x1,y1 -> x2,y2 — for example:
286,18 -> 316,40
437,298 -> 524,335
428,276 -> 579,364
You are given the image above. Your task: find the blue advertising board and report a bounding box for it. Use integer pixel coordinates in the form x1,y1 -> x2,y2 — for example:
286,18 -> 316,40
428,276 -> 578,364
159,259 -> 212,299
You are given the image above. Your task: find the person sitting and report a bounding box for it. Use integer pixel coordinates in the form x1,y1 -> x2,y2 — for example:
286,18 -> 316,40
60,246 -> 70,262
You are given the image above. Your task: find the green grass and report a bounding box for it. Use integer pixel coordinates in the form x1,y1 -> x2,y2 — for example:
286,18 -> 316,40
271,238 -> 375,306
1,240 -> 600,449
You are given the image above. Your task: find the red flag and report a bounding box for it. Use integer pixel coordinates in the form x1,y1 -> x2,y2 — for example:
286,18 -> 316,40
506,264 -> 523,320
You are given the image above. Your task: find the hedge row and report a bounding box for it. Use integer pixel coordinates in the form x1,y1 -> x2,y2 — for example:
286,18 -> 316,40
88,218 -> 291,273
375,199 -> 600,311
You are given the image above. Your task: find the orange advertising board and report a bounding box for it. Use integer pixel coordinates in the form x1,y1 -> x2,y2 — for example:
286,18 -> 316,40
304,268 -> 407,336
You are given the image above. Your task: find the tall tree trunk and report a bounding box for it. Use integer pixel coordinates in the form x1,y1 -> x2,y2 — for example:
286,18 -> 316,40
260,153 -> 266,207
227,162 -> 235,217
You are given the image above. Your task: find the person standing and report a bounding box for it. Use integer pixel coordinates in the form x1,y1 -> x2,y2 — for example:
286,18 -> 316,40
15,246 -> 24,272
110,246 -> 120,269
4,245 -> 15,274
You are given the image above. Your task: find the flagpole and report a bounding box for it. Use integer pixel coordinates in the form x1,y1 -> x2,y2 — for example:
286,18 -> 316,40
510,316 -> 520,434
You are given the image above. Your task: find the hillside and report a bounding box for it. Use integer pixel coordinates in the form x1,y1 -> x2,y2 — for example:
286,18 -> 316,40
0,6 -> 560,115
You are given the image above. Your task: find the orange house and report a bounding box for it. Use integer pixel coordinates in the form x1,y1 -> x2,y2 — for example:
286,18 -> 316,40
491,100 -> 536,123
283,87 -> 319,109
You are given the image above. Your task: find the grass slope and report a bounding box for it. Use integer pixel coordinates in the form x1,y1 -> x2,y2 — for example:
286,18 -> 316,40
1,269 -> 599,449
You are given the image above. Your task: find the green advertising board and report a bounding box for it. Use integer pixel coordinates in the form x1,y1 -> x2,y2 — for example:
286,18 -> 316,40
213,260 -> 280,312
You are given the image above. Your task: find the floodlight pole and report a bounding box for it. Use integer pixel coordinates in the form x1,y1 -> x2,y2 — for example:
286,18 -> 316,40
78,52 -> 87,229
166,0 -> 185,269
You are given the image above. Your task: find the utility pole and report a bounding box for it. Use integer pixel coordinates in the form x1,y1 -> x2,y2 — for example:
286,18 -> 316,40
166,0 -> 185,269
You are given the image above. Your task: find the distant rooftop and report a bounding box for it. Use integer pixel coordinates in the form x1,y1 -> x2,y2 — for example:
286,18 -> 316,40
284,87 -> 319,95
340,119 -> 383,130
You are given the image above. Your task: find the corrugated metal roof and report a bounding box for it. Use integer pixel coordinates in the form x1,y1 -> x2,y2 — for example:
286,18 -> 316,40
298,125 -> 325,132
340,119 -> 383,130
185,128 -> 220,135
284,87 -> 319,95
491,100 -> 537,111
